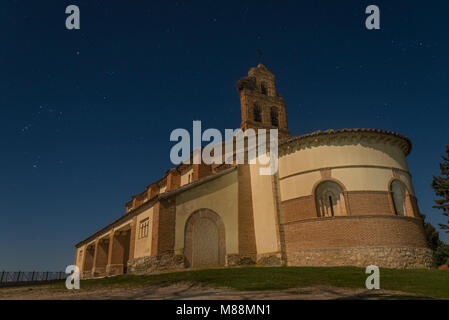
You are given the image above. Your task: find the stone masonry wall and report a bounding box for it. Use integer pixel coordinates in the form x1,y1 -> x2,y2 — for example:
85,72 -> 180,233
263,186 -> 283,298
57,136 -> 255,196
128,252 -> 284,275
286,247 -> 432,269
128,254 -> 185,274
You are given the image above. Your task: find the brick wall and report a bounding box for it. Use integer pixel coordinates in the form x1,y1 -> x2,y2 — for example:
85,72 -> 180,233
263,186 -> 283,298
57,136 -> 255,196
149,184 -> 160,199
281,195 -> 316,223
282,215 -> 428,252
281,191 -> 408,223
237,64 -> 290,138
237,165 -> 257,255
166,170 -> 181,191
408,194 -> 421,218
346,191 -> 394,216
193,164 -> 212,181
151,198 -> 176,256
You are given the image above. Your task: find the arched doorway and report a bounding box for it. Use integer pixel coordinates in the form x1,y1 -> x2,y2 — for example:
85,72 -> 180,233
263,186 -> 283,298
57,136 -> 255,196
184,209 -> 226,268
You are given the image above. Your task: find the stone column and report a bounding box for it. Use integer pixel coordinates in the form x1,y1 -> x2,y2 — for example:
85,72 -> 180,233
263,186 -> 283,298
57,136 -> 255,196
106,231 -> 114,266
91,239 -> 99,278
128,217 -> 137,264
108,228 -> 133,276
78,245 -> 86,274
106,230 -> 124,276
82,244 -> 95,279
73,249 -> 78,267
93,238 -> 109,277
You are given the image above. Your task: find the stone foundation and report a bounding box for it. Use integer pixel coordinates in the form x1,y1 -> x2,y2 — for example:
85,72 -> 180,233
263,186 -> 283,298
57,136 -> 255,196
226,254 -> 256,266
92,267 -> 106,278
225,253 -> 283,266
286,247 -> 432,269
128,252 -> 285,274
106,264 -> 124,276
128,254 -> 185,274
125,247 -> 431,275
256,252 -> 283,266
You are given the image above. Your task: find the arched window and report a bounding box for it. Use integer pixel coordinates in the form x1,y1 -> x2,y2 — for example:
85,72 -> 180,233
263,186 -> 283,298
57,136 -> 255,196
261,83 -> 267,95
253,105 -> 262,122
391,180 -> 406,216
315,181 -> 346,217
270,107 -> 278,126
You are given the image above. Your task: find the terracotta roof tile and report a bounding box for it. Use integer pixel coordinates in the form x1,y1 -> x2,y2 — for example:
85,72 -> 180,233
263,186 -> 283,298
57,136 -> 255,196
280,128 -> 412,154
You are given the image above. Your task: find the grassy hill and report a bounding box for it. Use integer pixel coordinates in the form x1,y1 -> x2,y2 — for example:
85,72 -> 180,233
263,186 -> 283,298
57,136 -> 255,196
79,266 -> 449,299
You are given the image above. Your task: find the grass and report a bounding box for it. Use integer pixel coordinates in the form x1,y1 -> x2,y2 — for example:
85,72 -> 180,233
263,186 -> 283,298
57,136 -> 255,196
75,266 -> 449,299
2,266 -> 447,299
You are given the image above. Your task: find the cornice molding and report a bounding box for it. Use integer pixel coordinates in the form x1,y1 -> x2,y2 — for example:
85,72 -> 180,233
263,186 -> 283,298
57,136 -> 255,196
279,128 -> 412,157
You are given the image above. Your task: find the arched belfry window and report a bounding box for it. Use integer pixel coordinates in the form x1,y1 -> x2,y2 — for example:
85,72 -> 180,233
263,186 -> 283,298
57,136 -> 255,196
315,181 -> 346,217
391,180 -> 406,216
253,105 -> 262,122
261,83 -> 267,95
270,107 -> 278,126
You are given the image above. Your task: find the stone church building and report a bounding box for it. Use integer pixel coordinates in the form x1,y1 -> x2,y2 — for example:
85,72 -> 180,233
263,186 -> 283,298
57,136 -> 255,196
74,64 -> 432,278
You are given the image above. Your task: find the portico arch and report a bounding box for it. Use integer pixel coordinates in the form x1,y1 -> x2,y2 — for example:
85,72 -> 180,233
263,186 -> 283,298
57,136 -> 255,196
184,208 -> 226,268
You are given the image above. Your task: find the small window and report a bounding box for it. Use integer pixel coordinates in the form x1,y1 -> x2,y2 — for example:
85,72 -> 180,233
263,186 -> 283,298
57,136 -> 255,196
253,105 -> 262,122
391,180 -> 406,216
139,218 -> 150,239
315,181 -> 346,217
261,83 -> 267,95
270,107 -> 278,126
78,250 -> 83,261
328,196 -> 335,217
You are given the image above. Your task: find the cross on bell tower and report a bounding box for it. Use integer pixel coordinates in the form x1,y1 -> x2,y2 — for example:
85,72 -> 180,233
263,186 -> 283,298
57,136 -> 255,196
236,64 -> 290,139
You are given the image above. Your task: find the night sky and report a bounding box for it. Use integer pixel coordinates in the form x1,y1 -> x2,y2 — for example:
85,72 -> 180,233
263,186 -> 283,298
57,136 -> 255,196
1,0 -> 448,270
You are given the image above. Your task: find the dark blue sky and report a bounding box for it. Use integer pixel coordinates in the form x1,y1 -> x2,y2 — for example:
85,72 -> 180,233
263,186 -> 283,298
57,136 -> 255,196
1,0 -> 448,270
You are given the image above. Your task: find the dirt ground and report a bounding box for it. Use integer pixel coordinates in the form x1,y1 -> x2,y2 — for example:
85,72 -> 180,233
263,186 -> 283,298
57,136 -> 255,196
0,283 -> 425,300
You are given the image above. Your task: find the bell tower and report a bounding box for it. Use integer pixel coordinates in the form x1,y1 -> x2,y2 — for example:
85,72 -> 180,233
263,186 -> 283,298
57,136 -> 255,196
236,64 -> 290,139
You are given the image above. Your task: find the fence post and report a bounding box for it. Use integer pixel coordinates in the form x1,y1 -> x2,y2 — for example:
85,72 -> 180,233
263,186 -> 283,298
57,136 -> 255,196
31,271 -> 35,281
16,271 -> 21,282
45,271 -> 48,281
0,271 -> 4,283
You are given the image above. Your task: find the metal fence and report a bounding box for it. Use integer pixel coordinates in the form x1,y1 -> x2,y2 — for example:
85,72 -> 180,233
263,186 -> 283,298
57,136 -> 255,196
0,271 -> 66,287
